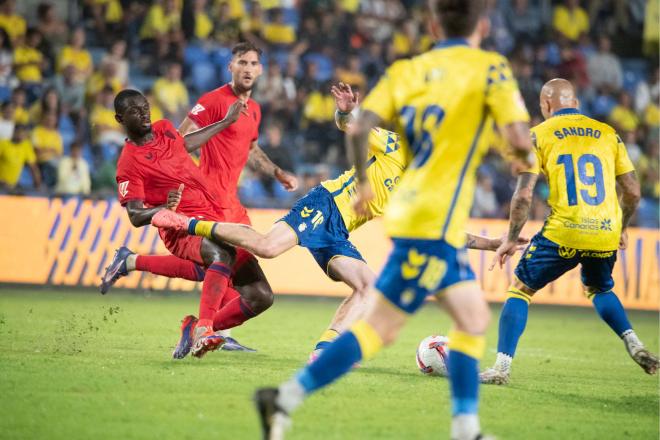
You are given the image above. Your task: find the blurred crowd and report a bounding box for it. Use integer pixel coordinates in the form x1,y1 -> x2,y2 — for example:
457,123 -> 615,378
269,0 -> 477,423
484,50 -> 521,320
0,0 -> 657,227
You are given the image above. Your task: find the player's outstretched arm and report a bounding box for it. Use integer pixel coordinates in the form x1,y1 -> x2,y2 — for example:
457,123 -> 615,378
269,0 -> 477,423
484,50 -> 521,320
616,170 -> 641,250
332,82 -> 359,132
182,100 -> 246,152
465,233 -> 529,252
501,122 -> 535,168
125,200 -> 167,227
490,172 -> 538,270
247,141 -> 298,191
347,109 -> 382,216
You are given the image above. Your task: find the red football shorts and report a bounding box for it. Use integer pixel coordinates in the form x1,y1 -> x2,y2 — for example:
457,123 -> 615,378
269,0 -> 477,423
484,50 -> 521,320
158,228 -> 256,275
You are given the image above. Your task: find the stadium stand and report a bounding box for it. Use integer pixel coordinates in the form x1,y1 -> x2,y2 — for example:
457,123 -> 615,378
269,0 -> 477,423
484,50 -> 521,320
0,0 -> 657,227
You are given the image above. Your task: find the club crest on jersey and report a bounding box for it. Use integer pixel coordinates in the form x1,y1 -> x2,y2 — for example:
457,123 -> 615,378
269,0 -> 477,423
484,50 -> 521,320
558,246 -> 576,259
190,103 -> 205,115
118,181 -> 129,197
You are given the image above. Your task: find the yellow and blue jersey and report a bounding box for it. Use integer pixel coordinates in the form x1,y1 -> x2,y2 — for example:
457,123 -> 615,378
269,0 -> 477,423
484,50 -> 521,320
321,127 -> 406,232
361,38 -> 530,248
529,108 -> 635,251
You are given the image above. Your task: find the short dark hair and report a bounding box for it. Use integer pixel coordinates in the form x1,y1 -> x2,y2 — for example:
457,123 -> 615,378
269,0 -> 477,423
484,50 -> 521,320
433,0 -> 485,38
114,89 -> 145,114
232,41 -> 262,58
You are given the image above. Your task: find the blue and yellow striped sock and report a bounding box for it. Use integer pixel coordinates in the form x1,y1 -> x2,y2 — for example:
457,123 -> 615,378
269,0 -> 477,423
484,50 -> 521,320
447,330 -> 485,416
297,320 -> 383,394
591,291 -> 632,337
496,287 -> 531,357
187,218 -> 216,239
314,328 -> 339,351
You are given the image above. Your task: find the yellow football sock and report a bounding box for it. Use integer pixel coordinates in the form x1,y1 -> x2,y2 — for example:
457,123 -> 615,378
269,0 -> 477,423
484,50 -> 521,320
192,220 -> 215,239
316,328 -> 339,346
448,329 -> 486,360
506,286 -> 533,305
351,320 -> 383,360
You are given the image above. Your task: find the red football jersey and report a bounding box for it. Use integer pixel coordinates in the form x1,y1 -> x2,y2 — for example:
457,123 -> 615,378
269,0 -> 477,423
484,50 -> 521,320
187,84 -> 261,222
116,119 -> 222,220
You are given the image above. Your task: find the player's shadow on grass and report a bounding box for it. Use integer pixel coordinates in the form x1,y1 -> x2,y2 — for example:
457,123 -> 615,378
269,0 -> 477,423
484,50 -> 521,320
355,366 -> 426,379
524,386 -> 658,417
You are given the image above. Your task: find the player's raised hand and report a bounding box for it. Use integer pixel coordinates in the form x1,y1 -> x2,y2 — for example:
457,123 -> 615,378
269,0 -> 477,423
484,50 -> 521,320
353,181 -> 374,217
331,82 -> 359,114
489,239 -> 519,271
274,168 -> 298,191
167,184 -> 184,211
225,99 -> 248,124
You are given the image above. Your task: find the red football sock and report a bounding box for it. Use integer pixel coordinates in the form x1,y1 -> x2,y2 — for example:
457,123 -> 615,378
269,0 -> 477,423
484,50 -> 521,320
135,255 -> 205,281
213,294 -> 257,331
219,286 -> 241,308
198,262 -> 231,324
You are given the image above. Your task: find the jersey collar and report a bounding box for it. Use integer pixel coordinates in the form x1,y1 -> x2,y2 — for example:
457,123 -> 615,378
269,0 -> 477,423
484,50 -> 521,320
552,108 -> 581,116
434,38 -> 469,50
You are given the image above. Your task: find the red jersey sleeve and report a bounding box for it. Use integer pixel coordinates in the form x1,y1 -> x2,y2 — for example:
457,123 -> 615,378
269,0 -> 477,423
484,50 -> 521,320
187,91 -> 222,128
116,154 -> 145,206
252,103 -> 261,142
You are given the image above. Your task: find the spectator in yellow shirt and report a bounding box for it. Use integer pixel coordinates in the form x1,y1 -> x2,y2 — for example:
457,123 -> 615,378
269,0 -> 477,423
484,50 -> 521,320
58,28 -> 93,85
10,87 -> 29,125
153,63 -> 189,123
28,87 -> 60,125
553,0 -> 589,41
145,88 -> 164,122
609,91 -> 640,133
86,62 -> 123,104
0,124 -> 40,189
13,29 -> 45,85
192,0 -> 213,41
32,111 -> 63,188
89,0 -> 123,40
335,55 -> 366,92
263,9 -> 296,46
0,0 -> 26,44
140,0 -> 183,61
90,86 -> 124,151
55,141 -> 91,195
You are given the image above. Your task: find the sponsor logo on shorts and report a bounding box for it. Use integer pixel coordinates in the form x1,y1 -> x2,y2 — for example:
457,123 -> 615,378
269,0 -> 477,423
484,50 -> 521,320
558,246 -> 577,259
298,223 -> 307,232
578,251 -> 614,258
300,207 -> 314,218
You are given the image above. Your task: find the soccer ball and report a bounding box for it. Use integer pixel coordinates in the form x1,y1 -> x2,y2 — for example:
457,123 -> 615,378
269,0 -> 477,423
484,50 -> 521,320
416,335 -> 450,377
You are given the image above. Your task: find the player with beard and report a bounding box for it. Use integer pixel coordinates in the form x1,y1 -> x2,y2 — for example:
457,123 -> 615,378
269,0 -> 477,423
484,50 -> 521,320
101,42 -> 298,357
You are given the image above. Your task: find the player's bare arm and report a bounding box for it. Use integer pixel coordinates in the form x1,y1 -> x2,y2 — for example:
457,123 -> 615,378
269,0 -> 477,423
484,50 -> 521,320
501,122 -> 535,168
466,233 -> 529,252
125,200 -> 168,227
347,109 -> 382,216
177,116 -> 199,136
491,172 -> 539,269
332,82 -> 359,132
616,170 -> 641,250
247,141 -> 298,191
182,100 -> 247,152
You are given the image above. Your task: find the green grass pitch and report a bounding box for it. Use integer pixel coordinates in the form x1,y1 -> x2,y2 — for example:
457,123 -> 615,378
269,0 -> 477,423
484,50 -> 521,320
0,289 -> 658,440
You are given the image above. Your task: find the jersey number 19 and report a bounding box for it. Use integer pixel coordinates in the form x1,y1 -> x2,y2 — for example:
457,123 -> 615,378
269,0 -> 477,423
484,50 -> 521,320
557,153 -> 605,206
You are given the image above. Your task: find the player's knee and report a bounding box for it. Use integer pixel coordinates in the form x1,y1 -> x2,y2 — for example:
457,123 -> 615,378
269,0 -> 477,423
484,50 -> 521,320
201,240 -> 236,267
454,303 -> 490,335
243,282 -> 274,313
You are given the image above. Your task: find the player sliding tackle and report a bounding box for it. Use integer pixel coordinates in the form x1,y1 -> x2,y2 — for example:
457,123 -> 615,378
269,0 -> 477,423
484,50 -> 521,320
153,82 -> 526,361
247,0 -> 538,436
112,90 -> 276,358
480,78 -> 660,385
